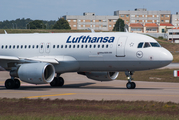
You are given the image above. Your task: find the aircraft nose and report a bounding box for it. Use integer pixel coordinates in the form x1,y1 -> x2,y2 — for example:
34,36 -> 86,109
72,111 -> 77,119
160,48 -> 173,65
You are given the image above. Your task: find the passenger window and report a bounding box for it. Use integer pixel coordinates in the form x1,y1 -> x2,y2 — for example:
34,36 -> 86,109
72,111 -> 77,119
106,45 -> 108,48
98,45 -> 100,48
32,45 -> 35,49
77,45 -> 79,48
61,45 -> 63,48
25,45 -> 27,49
53,45 -> 55,48
102,45 -> 104,48
69,45 -> 71,48
65,45 -> 67,48
1,45 -> 3,49
17,45 -> 19,49
57,45 -> 59,48
89,45 -> 92,48
73,45 -> 75,48
28,45 -> 31,48
9,45 -> 11,49
21,45 -> 23,49
5,45 -> 7,49
36,45 -> 38,49
81,45 -> 83,48
94,45 -> 96,48
138,42 -> 143,48
144,42 -> 151,48
85,45 -> 88,48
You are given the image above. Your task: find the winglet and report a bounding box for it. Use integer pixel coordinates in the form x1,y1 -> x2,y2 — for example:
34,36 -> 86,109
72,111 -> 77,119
87,28 -> 95,33
4,30 -> 7,34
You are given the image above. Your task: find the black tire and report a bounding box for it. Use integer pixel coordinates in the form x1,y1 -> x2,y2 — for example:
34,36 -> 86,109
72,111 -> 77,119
50,77 -> 58,87
126,82 -> 132,89
58,77 -> 64,87
14,79 -> 21,89
131,82 -> 136,89
5,79 -> 15,89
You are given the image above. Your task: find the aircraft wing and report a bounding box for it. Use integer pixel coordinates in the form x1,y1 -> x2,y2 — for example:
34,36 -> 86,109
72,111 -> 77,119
0,55 -> 77,64
25,56 -> 77,64
0,56 -> 19,60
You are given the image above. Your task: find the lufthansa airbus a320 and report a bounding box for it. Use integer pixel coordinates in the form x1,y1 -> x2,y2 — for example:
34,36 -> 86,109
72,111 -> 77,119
0,31 -> 173,89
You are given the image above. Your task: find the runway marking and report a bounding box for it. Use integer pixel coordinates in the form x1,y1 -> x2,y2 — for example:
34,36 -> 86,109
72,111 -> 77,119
25,93 -> 76,98
0,81 -> 4,84
77,93 -> 179,97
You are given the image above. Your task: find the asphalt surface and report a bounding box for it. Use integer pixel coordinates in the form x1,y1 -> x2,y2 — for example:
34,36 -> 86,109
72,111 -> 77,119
0,71 -> 179,103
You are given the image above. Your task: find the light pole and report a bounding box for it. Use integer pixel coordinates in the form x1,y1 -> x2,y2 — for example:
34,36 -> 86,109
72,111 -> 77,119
12,23 -> 14,29
26,23 -> 30,29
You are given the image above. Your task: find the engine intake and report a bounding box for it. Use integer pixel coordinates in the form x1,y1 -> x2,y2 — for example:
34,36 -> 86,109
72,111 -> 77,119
11,63 -> 55,84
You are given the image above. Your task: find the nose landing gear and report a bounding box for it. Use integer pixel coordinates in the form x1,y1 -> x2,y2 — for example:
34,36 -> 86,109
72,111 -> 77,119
125,71 -> 136,89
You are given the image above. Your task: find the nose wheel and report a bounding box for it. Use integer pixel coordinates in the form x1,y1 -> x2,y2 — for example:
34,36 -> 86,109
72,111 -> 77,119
125,71 -> 136,89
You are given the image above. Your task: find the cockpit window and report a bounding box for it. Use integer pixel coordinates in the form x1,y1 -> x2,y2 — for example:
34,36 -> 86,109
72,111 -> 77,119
144,42 -> 151,48
137,42 -> 143,48
150,42 -> 161,47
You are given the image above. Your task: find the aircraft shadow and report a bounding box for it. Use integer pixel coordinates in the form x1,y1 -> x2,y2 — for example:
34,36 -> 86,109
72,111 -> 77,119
0,82 -> 163,91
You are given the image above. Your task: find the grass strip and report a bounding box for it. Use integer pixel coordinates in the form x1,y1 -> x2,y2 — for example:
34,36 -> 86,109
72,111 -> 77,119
0,98 -> 179,119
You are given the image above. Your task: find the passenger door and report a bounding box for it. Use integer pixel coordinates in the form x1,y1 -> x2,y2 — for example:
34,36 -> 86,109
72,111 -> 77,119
116,37 -> 127,57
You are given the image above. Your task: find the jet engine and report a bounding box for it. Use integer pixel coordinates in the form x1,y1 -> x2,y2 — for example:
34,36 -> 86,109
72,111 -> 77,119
78,72 -> 119,81
10,63 -> 55,84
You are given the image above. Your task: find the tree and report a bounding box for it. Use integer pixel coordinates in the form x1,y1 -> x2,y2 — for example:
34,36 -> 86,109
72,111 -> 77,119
53,18 -> 71,29
28,20 -> 46,29
113,18 -> 125,32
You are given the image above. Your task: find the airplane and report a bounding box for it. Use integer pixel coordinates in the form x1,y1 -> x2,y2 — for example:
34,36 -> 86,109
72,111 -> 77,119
0,31 -> 173,89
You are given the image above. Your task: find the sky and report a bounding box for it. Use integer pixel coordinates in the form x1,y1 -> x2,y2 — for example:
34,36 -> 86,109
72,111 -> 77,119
0,0 -> 179,21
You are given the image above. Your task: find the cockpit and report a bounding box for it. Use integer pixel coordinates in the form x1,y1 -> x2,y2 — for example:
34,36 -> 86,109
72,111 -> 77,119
137,42 -> 161,48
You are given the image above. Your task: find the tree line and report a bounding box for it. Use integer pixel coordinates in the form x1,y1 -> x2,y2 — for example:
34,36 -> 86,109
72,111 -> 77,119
0,18 -> 70,29
0,18 -> 124,31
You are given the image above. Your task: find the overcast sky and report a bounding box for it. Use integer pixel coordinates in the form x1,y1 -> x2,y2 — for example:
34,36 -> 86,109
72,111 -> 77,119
0,0 -> 178,21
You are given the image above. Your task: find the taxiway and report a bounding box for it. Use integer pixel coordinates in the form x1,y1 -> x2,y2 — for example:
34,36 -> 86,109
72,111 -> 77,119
0,71 -> 179,103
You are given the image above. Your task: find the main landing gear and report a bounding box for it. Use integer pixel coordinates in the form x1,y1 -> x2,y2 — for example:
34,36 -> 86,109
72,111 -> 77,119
5,78 -> 21,89
50,74 -> 64,87
125,71 -> 136,89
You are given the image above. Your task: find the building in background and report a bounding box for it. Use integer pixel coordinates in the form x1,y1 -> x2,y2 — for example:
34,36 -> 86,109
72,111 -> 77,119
171,12 -> 179,28
63,13 -> 119,31
159,23 -> 174,33
114,8 -> 171,24
63,8 -> 174,32
168,28 -> 179,43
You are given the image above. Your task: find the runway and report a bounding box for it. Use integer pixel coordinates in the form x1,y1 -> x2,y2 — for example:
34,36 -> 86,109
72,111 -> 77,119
0,71 -> 179,103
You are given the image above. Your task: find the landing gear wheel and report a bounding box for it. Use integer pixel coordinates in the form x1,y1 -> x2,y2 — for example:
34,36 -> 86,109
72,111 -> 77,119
50,77 -> 58,87
126,82 -> 132,89
131,82 -> 136,89
14,79 -> 21,89
126,82 -> 136,89
5,79 -> 15,89
50,77 -> 64,87
58,77 -> 64,87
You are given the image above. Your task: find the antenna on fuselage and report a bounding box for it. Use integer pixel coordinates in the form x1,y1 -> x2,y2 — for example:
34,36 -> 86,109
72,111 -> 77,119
4,30 -> 7,34
87,28 -> 95,33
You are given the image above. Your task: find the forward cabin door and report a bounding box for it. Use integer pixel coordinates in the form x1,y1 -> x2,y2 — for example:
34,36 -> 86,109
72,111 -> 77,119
116,37 -> 127,57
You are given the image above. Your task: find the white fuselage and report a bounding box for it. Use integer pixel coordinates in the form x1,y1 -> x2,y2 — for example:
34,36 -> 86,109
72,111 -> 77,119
0,32 -> 173,73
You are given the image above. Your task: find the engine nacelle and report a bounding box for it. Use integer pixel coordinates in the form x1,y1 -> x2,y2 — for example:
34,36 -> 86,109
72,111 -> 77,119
82,72 -> 119,81
11,63 -> 55,84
